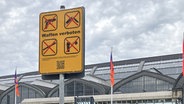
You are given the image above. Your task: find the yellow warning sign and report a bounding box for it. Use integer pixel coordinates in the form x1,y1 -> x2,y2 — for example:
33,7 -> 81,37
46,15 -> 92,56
64,36 -> 80,54
39,7 -> 85,75
42,14 -> 57,31
65,11 -> 80,29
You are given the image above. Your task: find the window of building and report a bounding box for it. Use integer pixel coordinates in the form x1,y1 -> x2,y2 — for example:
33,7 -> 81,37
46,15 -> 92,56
116,76 -> 173,93
0,85 -> 44,104
49,79 -> 105,97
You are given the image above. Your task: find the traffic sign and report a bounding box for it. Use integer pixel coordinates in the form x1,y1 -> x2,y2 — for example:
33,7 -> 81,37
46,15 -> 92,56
39,7 -> 85,75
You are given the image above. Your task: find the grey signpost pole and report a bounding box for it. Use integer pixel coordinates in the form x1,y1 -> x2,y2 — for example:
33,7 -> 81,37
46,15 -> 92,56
59,5 -> 65,104
59,74 -> 64,104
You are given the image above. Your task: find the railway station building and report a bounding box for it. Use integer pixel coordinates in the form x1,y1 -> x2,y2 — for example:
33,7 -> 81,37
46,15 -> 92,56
0,53 -> 184,104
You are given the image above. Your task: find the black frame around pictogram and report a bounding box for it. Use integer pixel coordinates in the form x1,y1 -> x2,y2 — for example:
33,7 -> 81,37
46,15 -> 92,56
42,14 -> 58,32
64,36 -> 80,54
42,39 -> 57,56
64,11 -> 80,29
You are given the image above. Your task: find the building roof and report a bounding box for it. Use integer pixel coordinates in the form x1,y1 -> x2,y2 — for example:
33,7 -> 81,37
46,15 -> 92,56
0,53 -> 183,97
0,53 -> 182,80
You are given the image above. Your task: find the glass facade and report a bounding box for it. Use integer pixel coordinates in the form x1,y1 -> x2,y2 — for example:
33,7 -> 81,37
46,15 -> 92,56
93,59 -> 182,83
115,76 -> 173,93
0,85 -> 44,104
49,79 -> 103,97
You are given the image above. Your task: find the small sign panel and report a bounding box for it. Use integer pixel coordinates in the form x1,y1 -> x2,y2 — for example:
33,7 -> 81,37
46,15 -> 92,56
39,7 -> 85,75
64,36 -> 80,54
75,97 -> 94,104
42,14 -> 57,31
65,11 -> 80,29
42,39 -> 57,56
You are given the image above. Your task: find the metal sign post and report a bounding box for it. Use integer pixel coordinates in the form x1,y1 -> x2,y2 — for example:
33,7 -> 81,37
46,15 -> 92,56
59,6 -> 65,104
59,74 -> 64,104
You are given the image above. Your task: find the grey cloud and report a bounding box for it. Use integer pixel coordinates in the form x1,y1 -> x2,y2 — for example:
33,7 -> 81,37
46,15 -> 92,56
0,0 -> 184,76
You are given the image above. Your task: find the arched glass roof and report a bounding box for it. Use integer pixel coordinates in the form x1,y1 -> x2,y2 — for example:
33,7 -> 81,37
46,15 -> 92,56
0,83 -> 46,104
48,78 -> 109,97
113,70 -> 175,93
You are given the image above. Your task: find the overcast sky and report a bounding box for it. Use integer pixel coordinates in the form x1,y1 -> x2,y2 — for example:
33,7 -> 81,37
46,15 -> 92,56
0,0 -> 184,76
